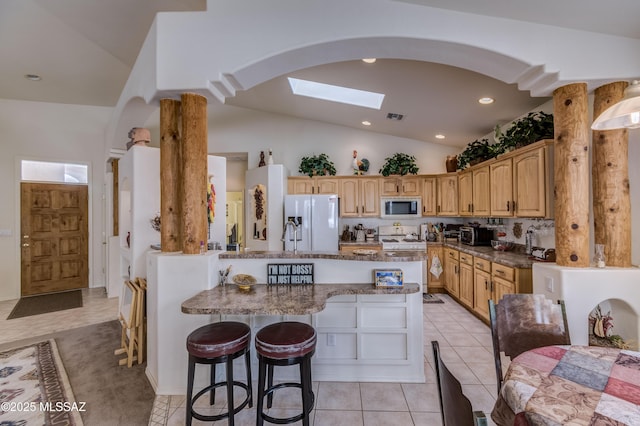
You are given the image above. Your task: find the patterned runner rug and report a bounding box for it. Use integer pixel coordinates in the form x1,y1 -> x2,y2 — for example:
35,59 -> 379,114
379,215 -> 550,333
0,340 -> 83,425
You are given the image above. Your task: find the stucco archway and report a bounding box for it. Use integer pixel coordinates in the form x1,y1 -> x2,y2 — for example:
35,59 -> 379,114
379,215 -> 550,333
107,1 -> 640,148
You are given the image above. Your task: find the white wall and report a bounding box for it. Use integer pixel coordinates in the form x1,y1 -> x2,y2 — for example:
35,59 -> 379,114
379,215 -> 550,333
0,99 -> 112,301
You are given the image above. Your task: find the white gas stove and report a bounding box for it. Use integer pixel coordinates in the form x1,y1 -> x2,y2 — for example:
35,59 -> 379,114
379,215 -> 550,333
378,225 -> 426,251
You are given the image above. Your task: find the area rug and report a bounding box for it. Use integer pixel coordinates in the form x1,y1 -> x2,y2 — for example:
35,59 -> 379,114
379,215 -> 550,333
423,293 -> 444,303
0,339 -> 83,425
0,321 -> 155,425
7,290 -> 83,320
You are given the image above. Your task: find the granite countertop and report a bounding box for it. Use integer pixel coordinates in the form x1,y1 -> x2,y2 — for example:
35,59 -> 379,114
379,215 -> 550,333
182,283 -> 420,315
220,250 -> 427,262
442,242 -> 536,268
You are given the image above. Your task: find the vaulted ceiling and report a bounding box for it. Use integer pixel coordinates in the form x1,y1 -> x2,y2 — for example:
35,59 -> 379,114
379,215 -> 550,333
2,0 -> 638,148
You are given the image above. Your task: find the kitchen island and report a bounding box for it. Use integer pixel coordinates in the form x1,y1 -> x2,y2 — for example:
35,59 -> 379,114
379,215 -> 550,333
146,249 -> 427,395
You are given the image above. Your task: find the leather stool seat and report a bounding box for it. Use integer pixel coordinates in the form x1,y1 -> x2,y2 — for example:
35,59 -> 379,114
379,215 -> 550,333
186,321 -> 252,426
187,321 -> 250,358
255,321 -> 316,359
255,321 -> 317,426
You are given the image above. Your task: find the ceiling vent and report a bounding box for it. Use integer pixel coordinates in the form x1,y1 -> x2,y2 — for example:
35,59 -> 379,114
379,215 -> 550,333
386,113 -> 404,121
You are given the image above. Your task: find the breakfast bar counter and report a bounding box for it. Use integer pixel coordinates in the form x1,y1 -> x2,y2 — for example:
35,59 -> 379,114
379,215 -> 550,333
182,282 -> 420,315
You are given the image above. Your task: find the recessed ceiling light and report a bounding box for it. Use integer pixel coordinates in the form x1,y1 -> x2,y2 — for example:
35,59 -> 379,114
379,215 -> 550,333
478,97 -> 494,105
435,134 -> 446,139
362,121 -> 372,126
24,74 -> 42,81
288,77 -> 385,109
362,58 -> 377,64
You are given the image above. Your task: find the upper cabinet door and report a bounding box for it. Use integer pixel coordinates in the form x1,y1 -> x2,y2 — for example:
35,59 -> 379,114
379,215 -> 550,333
421,176 -> 437,216
437,174 -> 458,216
490,159 -> 513,217
287,177 -> 315,194
360,178 -> 380,216
316,177 -> 341,195
513,146 -> 547,217
458,171 -> 473,216
472,166 -> 490,216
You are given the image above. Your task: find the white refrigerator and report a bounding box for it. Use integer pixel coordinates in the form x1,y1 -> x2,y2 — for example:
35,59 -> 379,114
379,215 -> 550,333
284,194 -> 339,252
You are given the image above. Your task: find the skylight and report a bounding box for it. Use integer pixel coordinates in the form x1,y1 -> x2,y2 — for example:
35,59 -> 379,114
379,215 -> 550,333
288,77 -> 384,109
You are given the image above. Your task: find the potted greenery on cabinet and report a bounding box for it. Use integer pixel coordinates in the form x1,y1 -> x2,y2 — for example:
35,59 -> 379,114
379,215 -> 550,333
379,153 -> 419,176
298,153 -> 337,177
456,111 -> 554,170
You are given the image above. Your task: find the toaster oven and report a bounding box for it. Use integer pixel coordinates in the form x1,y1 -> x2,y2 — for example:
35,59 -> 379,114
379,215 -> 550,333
459,226 -> 493,246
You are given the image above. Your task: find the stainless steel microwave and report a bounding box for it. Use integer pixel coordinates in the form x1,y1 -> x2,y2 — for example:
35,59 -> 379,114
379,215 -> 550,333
380,197 -> 422,219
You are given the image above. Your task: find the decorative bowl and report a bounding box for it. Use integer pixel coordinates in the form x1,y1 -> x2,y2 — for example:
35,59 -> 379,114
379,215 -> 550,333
491,240 -> 514,251
232,274 -> 257,291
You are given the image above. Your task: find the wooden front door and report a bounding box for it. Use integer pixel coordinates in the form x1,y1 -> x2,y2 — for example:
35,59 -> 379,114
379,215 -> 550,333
21,182 -> 89,296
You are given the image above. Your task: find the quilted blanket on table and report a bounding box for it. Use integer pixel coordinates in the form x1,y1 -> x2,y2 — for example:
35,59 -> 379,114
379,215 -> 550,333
501,345 -> 640,425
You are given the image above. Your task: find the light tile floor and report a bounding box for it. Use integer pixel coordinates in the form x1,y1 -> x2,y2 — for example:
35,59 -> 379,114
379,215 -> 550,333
0,287 -> 119,345
0,290 -> 499,425
152,293 -> 499,426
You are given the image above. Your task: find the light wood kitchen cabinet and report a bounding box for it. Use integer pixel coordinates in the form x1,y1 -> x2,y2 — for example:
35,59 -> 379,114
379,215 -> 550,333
458,252 -> 474,308
436,174 -> 458,216
513,145 -> 552,218
443,248 -> 459,298
490,158 -> 513,217
340,177 -> 380,217
472,166 -> 491,216
473,257 -> 492,320
459,166 -> 490,217
287,176 -> 340,195
458,171 -> 473,216
426,245 -> 444,292
379,176 -> 422,196
421,176 -> 437,216
489,140 -> 554,218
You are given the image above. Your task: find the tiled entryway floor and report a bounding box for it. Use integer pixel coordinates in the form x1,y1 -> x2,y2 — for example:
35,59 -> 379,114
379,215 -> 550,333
151,293 -> 499,426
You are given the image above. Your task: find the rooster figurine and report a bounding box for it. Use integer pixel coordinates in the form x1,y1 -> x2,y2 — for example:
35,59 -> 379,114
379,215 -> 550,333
352,150 -> 370,175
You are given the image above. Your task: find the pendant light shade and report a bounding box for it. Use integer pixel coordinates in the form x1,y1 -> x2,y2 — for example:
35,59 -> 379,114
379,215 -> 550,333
592,80 -> 640,130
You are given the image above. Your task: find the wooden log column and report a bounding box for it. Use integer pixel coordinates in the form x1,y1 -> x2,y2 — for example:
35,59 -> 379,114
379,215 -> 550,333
592,82 -> 631,267
160,99 -> 183,252
180,93 -> 208,254
553,83 -> 590,267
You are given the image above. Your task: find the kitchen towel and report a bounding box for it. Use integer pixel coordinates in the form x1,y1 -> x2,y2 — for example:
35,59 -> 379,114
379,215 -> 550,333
430,254 -> 443,278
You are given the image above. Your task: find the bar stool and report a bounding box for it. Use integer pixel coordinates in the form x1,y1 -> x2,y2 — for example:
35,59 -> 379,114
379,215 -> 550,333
186,321 -> 252,426
255,321 -> 317,426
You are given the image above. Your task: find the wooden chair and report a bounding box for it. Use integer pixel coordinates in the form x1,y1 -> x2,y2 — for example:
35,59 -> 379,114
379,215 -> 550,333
432,340 -> 487,426
489,293 -> 571,394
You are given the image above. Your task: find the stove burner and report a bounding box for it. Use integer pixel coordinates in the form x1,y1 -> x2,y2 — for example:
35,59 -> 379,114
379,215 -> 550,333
403,238 -> 420,242
382,238 -> 399,243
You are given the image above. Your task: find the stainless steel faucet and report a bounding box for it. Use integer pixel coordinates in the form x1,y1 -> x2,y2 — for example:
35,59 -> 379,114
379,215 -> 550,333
282,218 -> 299,253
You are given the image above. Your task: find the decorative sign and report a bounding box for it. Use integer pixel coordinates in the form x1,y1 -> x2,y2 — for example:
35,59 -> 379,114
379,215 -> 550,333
267,263 -> 314,285
374,269 -> 404,287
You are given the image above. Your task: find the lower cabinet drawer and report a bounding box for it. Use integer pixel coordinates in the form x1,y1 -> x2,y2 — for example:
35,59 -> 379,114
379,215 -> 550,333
492,263 -> 515,281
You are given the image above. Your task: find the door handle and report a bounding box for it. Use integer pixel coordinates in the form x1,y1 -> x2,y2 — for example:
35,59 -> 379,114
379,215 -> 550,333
23,235 -> 29,239
22,243 -> 30,247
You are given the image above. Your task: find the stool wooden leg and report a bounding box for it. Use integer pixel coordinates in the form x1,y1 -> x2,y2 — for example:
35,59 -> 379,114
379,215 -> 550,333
226,357 -> 235,426
257,357 -> 266,426
186,355 -> 196,426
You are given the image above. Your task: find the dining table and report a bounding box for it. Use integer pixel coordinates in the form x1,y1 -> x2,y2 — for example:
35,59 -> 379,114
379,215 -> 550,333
491,345 -> 640,426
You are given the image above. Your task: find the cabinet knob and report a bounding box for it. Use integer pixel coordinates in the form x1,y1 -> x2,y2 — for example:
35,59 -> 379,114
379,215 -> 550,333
22,243 -> 29,247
